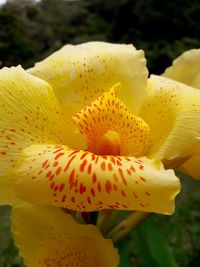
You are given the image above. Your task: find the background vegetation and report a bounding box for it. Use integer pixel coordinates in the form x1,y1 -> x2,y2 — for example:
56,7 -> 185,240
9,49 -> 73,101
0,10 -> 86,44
0,0 -> 200,73
0,0 -> 200,267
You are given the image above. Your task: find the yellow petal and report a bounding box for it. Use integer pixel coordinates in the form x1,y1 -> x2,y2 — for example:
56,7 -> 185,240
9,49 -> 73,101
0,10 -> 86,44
140,75 -> 200,160
162,50 -> 200,179
28,42 -> 148,116
0,175 -> 27,205
73,84 -> 151,157
0,66 -> 83,205
14,144 -> 180,214
11,205 -> 119,267
179,154 -> 200,180
163,49 -> 200,89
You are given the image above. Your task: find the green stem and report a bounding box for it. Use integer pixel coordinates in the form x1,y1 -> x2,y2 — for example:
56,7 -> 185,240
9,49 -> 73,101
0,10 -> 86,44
97,210 -> 119,234
116,241 -> 132,267
107,211 -> 150,243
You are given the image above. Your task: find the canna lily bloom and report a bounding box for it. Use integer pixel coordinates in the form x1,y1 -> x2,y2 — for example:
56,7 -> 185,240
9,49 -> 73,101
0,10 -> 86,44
0,42 -> 200,266
0,42 -> 182,214
163,49 -> 200,179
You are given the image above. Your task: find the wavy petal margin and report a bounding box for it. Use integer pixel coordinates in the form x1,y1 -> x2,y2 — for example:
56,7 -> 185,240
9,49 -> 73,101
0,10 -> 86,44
163,49 -> 200,89
14,144 -> 180,214
163,49 -> 200,178
29,42 -> 148,116
140,75 -> 200,161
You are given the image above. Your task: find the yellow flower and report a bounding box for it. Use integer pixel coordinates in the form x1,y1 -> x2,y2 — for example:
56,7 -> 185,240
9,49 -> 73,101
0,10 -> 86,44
1,42 -> 200,266
12,205 -> 119,267
163,49 -> 200,179
0,42 -> 181,214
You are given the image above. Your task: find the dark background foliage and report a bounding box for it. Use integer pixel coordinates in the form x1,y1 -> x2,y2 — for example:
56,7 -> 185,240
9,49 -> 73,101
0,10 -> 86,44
0,0 -> 200,73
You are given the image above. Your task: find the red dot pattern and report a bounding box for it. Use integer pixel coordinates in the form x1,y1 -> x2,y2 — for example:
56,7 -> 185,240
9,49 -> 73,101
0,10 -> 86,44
73,86 -> 151,157
29,42 -> 148,117
140,75 -> 200,159
0,67 -> 74,183
15,144 -> 179,214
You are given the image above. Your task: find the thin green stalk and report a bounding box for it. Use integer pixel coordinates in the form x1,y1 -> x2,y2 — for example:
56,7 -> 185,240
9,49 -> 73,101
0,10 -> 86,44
97,210 -> 120,234
107,211 -> 150,243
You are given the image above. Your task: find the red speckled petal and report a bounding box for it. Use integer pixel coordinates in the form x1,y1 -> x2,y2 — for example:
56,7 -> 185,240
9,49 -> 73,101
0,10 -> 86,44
14,144 -> 180,214
0,66 -> 83,205
12,205 -> 119,267
73,84 -> 151,157
29,42 -> 148,116
140,75 -> 200,160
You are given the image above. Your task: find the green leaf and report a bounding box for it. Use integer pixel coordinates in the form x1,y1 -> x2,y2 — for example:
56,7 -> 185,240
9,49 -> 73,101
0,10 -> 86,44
131,217 -> 178,267
116,240 -> 132,267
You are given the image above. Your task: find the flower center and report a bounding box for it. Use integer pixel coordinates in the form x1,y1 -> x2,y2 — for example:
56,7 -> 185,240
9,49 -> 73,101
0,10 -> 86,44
73,85 -> 151,157
93,130 -> 120,155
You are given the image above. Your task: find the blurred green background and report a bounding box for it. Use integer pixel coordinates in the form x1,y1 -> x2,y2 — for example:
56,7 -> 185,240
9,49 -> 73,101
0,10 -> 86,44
0,0 -> 200,267
0,0 -> 200,73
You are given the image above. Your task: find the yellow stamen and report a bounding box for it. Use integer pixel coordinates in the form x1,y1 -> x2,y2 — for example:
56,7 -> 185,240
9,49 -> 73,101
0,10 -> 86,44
92,130 -> 120,155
